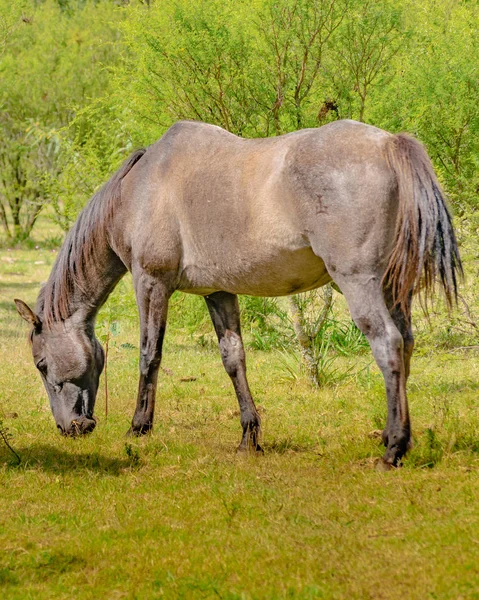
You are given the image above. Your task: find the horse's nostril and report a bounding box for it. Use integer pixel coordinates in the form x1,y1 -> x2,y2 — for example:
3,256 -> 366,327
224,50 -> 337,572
83,418 -> 97,434
57,423 -> 66,435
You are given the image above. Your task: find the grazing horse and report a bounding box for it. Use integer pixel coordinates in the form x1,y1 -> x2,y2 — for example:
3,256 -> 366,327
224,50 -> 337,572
15,120 -> 461,466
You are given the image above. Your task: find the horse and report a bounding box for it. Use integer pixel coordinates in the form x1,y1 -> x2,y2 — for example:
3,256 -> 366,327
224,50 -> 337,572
15,119 -> 462,467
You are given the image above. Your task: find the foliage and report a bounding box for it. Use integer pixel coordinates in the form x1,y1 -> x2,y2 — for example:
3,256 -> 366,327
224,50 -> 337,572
118,0 -> 350,139
329,0 -> 409,122
369,0 -> 479,212
0,0 -> 128,239
1,0 -> 477,228
0,0 -> 28,55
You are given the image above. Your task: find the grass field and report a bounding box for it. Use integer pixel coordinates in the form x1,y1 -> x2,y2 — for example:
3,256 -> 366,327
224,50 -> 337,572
1,235 -> 479,599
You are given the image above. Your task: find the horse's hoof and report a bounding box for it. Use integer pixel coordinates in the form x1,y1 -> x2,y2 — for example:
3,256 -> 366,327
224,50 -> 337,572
381,448 -> 404,468
126,424 -> 152,437
236,443 -> 264,455
376,458 -> 396,472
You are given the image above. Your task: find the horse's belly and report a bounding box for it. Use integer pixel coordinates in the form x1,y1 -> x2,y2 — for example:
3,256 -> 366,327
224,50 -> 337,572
177,247 -> 331,296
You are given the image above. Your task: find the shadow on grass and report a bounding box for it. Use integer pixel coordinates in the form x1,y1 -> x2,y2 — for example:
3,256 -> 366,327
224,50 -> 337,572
0,549 -> 88,587
0,443 -> 134,475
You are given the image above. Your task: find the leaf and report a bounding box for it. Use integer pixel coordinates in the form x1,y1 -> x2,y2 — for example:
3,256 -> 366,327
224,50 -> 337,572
110,321 -> 120,336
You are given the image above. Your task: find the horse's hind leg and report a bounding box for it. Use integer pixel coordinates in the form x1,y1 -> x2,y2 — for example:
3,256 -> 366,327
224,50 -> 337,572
383,289 -> 414,449
333,275 -> 411,466
128,271 -> 171,436
205,292 -> 262,453
386,289 -> 414,379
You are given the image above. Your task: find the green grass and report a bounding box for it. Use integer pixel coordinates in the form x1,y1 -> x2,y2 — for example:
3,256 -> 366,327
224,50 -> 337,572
1,244 -> 479,599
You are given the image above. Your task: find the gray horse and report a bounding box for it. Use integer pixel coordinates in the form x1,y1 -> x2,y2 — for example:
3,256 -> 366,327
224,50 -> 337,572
15,119 -> 461,466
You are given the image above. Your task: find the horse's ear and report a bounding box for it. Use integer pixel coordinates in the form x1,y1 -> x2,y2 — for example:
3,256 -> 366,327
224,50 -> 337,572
14,299 -> 41,329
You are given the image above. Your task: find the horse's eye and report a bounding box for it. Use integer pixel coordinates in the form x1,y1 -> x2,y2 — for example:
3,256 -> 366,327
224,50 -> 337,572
36,358 -> 47,373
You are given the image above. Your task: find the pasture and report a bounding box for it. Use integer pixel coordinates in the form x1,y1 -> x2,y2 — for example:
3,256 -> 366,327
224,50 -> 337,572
2,0 -> 479,597
1,235 -> 479,599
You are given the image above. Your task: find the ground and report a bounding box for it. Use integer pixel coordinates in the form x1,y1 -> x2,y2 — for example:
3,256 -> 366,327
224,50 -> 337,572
1,234 -> 479,599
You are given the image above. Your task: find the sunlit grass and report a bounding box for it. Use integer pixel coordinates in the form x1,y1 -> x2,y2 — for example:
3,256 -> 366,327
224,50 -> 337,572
1,244 -> 479,599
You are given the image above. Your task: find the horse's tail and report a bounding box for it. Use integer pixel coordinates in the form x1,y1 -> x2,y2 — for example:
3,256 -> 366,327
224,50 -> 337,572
383,133 -> 462,309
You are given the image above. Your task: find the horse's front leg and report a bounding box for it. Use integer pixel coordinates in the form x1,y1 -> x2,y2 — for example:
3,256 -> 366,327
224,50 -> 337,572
128,272 -> 171,436
205,292 -> 262,453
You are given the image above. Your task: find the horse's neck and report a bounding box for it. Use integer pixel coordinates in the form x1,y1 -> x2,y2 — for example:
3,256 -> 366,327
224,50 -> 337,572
77,246 -> 127,323
40,221 -> 127,327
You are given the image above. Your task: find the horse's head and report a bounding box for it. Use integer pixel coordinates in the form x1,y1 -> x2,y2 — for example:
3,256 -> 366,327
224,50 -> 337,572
15,299 -> 104,436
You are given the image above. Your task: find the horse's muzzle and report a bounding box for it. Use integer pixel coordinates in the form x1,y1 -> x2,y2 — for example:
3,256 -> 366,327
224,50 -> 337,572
57,415 -> 97,436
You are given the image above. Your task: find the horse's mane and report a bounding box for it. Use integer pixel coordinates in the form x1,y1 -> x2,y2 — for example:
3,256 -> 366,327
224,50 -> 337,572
37,149 -> 146,326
